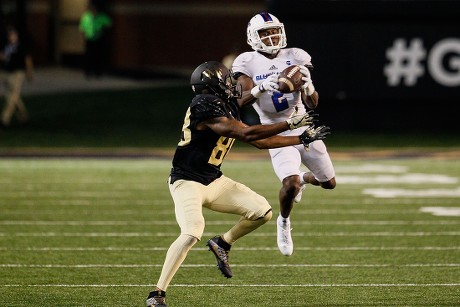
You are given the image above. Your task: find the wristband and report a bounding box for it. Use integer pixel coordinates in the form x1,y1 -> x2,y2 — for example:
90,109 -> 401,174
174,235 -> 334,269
298,135 -> 311,150
250,86 -> 262,98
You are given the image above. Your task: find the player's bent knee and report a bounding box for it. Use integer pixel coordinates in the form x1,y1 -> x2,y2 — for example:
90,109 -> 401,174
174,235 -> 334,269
255,209 -> 272,223
183,231 -> 203,242
180,234 -> 199,247
181,219 -> 205,241
246,192 -> 272,221
282,175 -> 301,196
321,177 -> 336,189
263,209 -> 273,222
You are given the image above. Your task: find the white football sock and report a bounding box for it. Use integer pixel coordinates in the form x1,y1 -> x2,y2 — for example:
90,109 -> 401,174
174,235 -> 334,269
278,214 -> 290,225
299,172 -> 307,185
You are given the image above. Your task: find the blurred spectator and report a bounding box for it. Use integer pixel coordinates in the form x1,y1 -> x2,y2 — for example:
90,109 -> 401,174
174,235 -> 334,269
79,2 -> 112,78
0,26 -> 33,128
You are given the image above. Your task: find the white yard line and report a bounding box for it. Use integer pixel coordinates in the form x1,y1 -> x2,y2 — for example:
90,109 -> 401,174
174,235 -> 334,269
2,231 -> 459,237
1,264 -> 459,268
364,188 -> 460,198
1,283 -> 459,287
0,209 -> 424,214
0,246 -> 458,251
0,220 -> 458,226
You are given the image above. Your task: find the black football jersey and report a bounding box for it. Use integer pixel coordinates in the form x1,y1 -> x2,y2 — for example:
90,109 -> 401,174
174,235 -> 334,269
170,94 -> 241,185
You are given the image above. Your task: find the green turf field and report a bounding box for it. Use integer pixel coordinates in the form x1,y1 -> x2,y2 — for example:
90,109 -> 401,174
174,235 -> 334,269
0,157 -> 459,306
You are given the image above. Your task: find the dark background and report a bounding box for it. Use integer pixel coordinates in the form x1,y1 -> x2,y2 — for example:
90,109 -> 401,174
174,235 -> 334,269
0,0 -> 459,149
267,0 -> 460,133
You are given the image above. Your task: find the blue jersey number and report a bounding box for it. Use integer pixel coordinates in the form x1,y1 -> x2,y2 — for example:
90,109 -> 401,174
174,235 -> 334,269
272,92 -> 289,112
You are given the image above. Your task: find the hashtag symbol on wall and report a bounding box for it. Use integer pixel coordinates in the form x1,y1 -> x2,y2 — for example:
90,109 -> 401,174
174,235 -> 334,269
384,38 -> 427,86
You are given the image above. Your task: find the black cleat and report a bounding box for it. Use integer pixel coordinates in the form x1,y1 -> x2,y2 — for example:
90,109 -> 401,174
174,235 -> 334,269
206,236 -> 233,278
146,290 -> 167,307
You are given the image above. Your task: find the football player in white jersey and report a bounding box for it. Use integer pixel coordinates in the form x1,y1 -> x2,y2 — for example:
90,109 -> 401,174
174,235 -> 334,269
232,12 -> 336,256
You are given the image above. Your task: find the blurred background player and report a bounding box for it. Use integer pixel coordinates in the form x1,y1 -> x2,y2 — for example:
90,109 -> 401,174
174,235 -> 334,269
79,1 -> 112,78
0,25 -> 33,128
232,12 -> 336,256
145,61 -> 328,306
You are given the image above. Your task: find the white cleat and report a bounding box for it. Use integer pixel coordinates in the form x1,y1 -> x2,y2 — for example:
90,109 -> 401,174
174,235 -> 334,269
294,184 -> 306,203
277,215 -> 293,256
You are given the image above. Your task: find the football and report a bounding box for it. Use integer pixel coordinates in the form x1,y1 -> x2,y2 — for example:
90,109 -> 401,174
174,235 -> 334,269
278,65 -> 304,93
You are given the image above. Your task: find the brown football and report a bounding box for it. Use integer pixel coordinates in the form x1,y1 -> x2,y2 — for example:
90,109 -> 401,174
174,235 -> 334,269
278,65 -> 303,93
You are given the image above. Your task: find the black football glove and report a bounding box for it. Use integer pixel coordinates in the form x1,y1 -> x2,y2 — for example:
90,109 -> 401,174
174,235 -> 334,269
299,125 -> 331,147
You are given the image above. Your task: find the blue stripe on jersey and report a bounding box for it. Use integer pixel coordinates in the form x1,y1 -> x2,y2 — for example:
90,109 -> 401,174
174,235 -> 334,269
259,12 -> 273,22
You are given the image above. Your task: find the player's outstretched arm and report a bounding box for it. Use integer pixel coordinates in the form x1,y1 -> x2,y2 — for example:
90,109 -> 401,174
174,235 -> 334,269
249,135 -> 302,149
201,113 -> 313,144
201,116 -> 289,142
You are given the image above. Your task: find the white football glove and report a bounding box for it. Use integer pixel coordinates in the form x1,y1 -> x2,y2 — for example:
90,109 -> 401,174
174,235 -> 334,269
286,107 -> 317,130
259,74 -> 279,92
299,66 -> 311,79
250,74 -> 279,98
299,67 -> 315,95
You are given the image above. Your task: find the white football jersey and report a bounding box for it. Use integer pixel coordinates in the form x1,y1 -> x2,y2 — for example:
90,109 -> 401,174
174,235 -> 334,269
232,48 -> 312,135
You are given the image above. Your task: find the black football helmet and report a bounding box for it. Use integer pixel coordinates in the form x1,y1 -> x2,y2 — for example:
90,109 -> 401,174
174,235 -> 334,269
190,61 -> 241,99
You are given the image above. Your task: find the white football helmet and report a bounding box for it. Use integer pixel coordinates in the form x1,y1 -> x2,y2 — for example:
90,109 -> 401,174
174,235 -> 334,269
247,12 -> 287,54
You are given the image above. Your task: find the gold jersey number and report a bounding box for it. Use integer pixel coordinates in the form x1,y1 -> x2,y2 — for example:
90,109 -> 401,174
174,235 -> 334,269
178,107 -> 235,166
209,136 -> 235,166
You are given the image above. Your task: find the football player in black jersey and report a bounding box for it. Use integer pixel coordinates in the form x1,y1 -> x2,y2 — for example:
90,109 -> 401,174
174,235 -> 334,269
146,61 -> 329,307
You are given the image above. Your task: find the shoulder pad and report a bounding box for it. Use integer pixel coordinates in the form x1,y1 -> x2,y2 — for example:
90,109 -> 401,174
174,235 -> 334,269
289,48 -> 312,66
190,95 -> 227,124
232,51 -> 256,76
